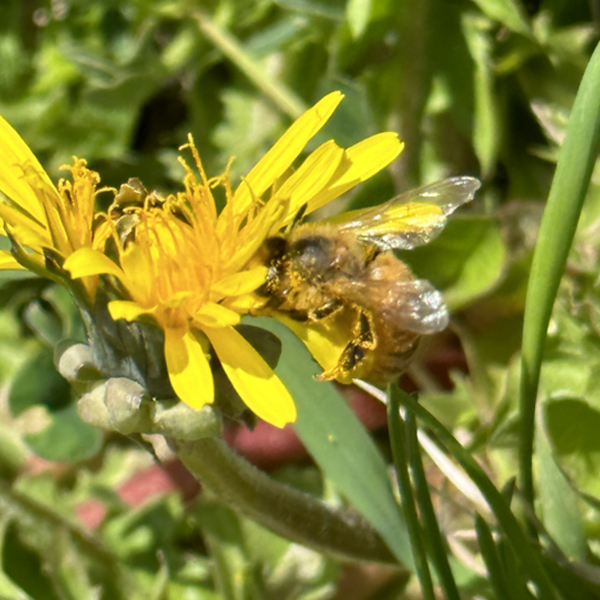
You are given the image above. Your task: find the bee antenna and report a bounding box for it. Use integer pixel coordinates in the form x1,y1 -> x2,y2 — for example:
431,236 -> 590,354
286,203 -> 308,233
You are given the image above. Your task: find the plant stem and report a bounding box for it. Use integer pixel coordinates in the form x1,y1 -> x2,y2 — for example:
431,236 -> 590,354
176,437 -> 398,565
194,11 -> 306,119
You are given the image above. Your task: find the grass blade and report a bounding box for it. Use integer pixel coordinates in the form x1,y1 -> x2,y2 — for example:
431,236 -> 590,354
387,387 -> 435,599
519,40 -> 600,504
403,408 -> 460,600
392,386 -> 561,600
475,514 -> 517,600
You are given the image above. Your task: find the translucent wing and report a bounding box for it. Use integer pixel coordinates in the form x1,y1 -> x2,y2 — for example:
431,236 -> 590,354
328,176 -> 480,251
335,278 -> 449,335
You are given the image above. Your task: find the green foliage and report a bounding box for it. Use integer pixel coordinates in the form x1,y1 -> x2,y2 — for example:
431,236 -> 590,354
2,0 -> 600,597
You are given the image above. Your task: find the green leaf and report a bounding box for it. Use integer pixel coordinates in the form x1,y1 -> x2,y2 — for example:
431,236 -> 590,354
25,403 -> 102,463
2,521 -> 62,600
22,300 -> 63,347
393,388 -> 561,600
0,514 -> 35,600
387,389 -> 435,599
474,515 -> 513,600
463,14 -> 500,177
46,528 -> 98,600
9,348 -> 71,416
543,397 -> 600,503
250,317 -> 413,568
195,11 -> 306,119
274,0 -> 345,20
195,502 -> 259,600
470,0 -> 530,36
346,0 -> 372,38
536,412 -> 586,560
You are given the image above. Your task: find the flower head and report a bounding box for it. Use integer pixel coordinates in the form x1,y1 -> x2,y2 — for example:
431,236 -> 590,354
64,92 -> 403,427
0,114 -> 105,295
0,93 -> 403,427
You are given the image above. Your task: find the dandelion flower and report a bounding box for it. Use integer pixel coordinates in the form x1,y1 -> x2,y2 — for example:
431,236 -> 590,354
65,92 -> 403,427
0,114 -> 105,295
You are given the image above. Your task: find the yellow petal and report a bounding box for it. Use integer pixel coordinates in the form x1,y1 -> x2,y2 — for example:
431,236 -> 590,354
108,300 -> 154,322
204,325 -> 296,428
0,113 -> 59,224
194,302 -> 241,328
223,294 -> 264,312
210,267 -> 268,299
306,133 -> 404,214
232,92 -> 344,214
165,326 -> 214,410
0,203 -> 52,248
64,247 -> 124,279
0,250 -> 24,270
277,313 -> 354,384
345,133 -> 404,181
273,140 -> 345,225
120,243 -> 154,305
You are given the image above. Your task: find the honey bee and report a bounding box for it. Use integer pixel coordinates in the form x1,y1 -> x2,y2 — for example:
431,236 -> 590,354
254,177 -> 481,384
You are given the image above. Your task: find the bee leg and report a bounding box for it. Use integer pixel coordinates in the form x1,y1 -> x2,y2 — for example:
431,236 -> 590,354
318,311 -> 376,381
285,299 -> 343,322
363,244 -> 382,266
308,299 -> 343,320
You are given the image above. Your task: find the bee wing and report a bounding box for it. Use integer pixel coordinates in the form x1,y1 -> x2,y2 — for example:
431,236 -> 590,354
340,278 -> 449,335
331,176 -> 480,250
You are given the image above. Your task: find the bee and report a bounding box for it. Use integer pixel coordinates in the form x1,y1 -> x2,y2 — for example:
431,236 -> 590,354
254,177 -> 481,384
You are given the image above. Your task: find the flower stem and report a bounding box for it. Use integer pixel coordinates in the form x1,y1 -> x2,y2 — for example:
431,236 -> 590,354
194,11 -> 306,119
175,437 -> 398,565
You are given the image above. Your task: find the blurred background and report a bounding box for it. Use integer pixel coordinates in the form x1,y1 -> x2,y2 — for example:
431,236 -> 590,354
1,1 -> 600,599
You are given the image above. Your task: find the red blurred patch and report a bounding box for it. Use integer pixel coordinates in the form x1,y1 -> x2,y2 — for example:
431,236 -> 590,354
76,459 -> 199,529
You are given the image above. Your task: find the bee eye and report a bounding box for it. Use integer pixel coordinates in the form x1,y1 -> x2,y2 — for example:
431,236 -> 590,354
290,235 -> 335,272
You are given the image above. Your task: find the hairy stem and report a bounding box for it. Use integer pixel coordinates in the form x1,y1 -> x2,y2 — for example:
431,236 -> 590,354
175,437 -> 397,565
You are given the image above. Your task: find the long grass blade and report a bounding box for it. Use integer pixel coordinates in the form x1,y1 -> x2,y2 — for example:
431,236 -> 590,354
387,386 -> 436,599
519,40 -> 600,504
392,386 -> 561,600
404,408 -> 460,600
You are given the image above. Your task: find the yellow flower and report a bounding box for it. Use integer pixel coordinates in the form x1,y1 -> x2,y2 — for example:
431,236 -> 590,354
64,91 -> 403,427
0,113 -> 104,294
